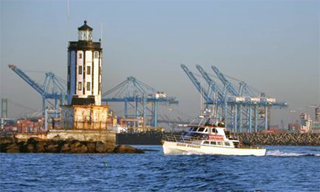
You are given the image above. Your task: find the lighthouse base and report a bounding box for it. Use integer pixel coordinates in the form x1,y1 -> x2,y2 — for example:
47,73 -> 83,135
61,105 -> 111,130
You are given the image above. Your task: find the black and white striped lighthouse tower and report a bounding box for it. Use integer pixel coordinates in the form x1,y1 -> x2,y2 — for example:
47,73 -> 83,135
67,21 -> 102,106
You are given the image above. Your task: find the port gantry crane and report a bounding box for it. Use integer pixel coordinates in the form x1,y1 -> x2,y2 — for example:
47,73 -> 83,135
195,65 -> 228,120
102,76 -> 178,127
181,64 -> 288,132
210,65 -> 247,132
8,65 -> 67,116
8,65 -> 179,127
181,64 -> 213,103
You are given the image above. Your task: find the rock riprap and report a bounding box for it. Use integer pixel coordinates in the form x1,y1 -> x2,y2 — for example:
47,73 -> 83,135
0,137 -> 144,154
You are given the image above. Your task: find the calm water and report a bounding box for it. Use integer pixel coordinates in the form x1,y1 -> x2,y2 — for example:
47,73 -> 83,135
1,146 -> 320,192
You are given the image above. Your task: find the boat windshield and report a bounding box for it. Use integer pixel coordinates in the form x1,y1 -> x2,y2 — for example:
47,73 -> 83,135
186,132 -> 206,138
198,128 -> 205,132
188,126 -> 210,134
189,127 -> 199,132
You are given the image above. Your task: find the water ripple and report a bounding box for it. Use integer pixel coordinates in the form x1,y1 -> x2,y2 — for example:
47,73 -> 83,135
1,146 -> 320,192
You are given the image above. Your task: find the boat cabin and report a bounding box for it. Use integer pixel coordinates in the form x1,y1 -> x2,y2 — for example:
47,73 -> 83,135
184,125 -> 240,147
187,126 -> 226,138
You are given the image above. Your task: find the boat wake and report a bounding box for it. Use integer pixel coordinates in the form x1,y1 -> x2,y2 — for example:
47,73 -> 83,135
266,150 -> 320,157
181,152 -> 205,156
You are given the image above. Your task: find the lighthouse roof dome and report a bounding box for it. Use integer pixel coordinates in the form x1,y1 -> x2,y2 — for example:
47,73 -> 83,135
78,20 -> 93,31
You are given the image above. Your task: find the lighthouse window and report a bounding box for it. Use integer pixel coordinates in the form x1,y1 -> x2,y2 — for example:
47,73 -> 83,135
95,52 -> 99,58
78,82 -> 82,90
79,53 -> 82,59
87,66 -> 91,75
79,66 -> 82,74
87,82 -> 91,91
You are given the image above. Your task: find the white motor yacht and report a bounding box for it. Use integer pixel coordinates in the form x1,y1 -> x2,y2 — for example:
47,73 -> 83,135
162,119 -> 266,156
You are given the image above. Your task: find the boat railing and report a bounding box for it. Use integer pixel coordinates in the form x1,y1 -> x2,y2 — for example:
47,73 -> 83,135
163,135 -> 206,143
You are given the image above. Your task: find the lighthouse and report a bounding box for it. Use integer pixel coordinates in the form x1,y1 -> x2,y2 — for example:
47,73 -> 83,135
62,21 -> 110,130
67,20 -> 102,105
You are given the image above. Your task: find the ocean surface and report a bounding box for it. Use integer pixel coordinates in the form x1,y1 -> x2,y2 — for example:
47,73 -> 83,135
1,146 -> 320,192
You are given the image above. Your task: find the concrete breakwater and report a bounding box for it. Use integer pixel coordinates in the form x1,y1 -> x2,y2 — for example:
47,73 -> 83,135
0,129 -> 145,154
234,133 -> 320,146
0,137 -> 144,153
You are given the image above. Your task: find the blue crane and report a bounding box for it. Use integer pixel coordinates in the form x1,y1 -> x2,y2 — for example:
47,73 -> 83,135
102,76 -> 178,127
181,64 -> 214,104
210,66 -> 252,132
181,64 -> 288,133
9,65 -> 67,116
195,65 -> 225,103
196,65 -> 233,124
211,66 -> 239,97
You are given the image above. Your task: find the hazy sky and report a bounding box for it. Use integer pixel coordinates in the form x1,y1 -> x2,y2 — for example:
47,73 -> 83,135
0,0 -> 319,125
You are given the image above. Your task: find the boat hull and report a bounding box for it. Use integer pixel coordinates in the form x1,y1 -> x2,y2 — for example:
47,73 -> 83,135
162,141 -> 266,156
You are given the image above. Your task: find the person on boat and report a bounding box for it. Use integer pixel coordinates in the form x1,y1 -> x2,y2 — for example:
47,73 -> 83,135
205,118 -> 216,126
217,118 -> 225,127
204,118 -> 211,126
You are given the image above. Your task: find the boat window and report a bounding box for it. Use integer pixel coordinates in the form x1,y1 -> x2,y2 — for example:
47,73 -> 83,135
217,141 -> 222,145
203,141 -> 209,145
225,142 -> 230,146
210,141 -> 217,145
211,128 -> 218,133
198,128 -> 205,132
225,131 -> 230,138
204,128 -> 208,133
192,127 -> 198,132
